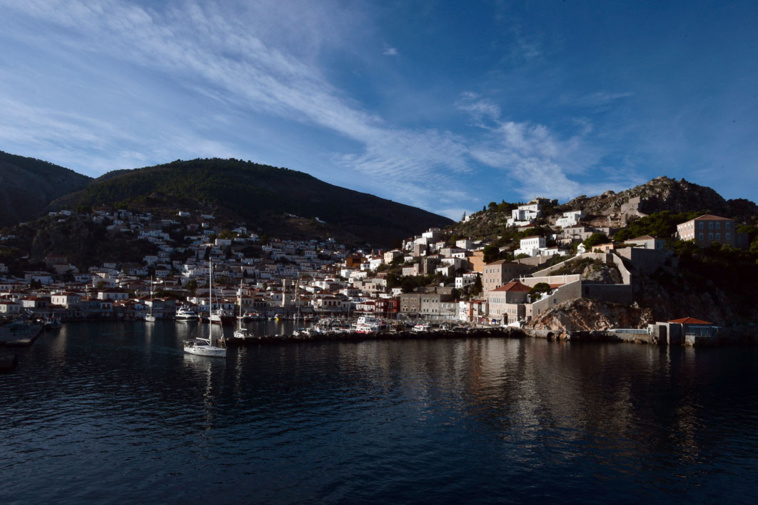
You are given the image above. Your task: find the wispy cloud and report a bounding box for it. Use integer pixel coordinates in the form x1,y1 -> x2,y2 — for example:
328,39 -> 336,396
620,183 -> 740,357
0,0 -> 480,211
457,93 -> 640,201
0,0 -> 649,215
562,91 -> 634,108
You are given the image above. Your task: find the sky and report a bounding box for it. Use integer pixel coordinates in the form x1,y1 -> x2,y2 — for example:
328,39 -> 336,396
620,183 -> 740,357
1,0 -> 757,220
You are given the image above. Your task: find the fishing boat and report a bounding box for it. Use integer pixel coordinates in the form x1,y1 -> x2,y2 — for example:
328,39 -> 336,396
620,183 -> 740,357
354,315 -> 383,334
175,305 -> 199,321
184,261 -> 226,357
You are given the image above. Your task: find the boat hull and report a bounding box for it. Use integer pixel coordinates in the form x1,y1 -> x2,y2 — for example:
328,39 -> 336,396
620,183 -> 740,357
183,339 -> 226,357
183,345 -> 226,357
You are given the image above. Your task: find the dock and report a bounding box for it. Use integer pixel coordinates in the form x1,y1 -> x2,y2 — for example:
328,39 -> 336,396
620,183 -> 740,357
0,323 -> 44,347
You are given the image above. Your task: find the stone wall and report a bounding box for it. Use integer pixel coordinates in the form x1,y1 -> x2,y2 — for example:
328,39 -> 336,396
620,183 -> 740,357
519,274 -> 581,288
531,252 -> 610,277
617,247 -> 671,276
532,280 -> 583,317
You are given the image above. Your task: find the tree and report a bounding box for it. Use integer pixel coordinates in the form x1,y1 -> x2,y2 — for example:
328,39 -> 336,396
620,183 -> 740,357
185,279 -> 198,294
528,282 -> 552,303
583,232 -> 611,250
483,244 -> 500,264
471,275 -> 483,296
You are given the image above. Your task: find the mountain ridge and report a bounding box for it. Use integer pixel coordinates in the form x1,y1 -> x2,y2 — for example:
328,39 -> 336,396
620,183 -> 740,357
30,156 -> 453,247
0,151 -> 92,228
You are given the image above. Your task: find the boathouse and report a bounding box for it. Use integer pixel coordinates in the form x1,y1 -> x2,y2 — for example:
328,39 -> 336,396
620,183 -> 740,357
648,317 -> 719,346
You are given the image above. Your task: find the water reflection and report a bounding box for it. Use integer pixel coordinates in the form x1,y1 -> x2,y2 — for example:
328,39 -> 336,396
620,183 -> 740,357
183,354 -> 226,432
2,323 -> 757,504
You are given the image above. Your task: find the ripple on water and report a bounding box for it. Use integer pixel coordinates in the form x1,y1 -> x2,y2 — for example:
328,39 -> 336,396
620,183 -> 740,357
2,327 -> 758,504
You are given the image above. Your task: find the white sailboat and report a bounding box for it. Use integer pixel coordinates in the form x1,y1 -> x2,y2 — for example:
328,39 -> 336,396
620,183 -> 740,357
144,277 -> 156,322
234,279 -> 250,339
184,261 -> 226,357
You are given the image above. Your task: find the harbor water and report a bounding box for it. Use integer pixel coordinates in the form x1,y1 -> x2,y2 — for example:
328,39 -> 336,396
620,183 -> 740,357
2,321 -> 758,504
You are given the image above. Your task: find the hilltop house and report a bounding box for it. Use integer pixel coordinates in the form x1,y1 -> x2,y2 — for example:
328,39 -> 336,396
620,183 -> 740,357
675,214 -> 748,249
507,200 -> 543,227
555,210 -> 584,228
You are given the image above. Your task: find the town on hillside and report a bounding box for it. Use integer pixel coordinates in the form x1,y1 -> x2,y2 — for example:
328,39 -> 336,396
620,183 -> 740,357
0,200 -> 753,340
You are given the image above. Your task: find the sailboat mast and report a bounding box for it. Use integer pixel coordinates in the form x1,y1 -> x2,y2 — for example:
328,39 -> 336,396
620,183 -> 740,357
238,278 -> 243,329
209,260 -> 213,345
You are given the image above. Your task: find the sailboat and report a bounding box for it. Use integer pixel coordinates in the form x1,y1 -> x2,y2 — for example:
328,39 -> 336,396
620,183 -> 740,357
144,277 -> 156,322
234,279 -> 250,339
184,261 -> 227,357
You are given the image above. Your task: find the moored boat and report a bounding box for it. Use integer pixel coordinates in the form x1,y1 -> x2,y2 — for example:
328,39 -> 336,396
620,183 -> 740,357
184,260 -> 226,357
175,305 -> 199,321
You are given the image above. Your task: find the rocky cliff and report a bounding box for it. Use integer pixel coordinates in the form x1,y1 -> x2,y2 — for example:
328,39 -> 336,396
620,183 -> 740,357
528,298 -> 654,332
526,261 -> 754,332
557,176 -> 758,227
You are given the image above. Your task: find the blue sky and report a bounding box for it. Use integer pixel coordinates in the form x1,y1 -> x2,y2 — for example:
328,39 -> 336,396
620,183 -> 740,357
1,0 -> 757,220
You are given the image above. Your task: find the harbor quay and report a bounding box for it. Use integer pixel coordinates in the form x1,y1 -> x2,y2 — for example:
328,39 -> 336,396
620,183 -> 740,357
0,322 -> 43,347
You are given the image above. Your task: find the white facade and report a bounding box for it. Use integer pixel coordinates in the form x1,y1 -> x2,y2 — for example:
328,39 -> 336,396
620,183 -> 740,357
507,201 -> 542,227
0,301 -> 21,314
455,239 -> 473,250
515,236 -> 546,257
556,210 -> 584,228
455,273 -> 478,289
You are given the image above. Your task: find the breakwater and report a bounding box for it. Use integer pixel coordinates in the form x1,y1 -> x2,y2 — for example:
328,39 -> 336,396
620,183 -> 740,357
225,326 -> 528,345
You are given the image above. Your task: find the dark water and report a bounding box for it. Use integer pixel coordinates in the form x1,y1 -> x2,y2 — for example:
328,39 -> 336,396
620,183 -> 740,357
2,321 -> 758,504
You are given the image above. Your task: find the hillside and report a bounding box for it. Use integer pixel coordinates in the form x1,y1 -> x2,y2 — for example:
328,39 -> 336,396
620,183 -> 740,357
50,158 -> 452,247
452,176 -> 758,243
0,151 -> 91,228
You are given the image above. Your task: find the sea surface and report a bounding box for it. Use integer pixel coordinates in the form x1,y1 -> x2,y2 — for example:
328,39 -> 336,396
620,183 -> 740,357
2,321 -> 758,504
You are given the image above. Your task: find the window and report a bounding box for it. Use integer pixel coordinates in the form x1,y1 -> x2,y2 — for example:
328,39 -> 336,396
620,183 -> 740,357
726,233 -> 731,240
726,222 -> 731,229
699,222 -> 704,230
698,233 -> 704,240
716,222 -> 721,230
716,233 -> 721,241
709,222 -> 713,229
709,233 -> 713,240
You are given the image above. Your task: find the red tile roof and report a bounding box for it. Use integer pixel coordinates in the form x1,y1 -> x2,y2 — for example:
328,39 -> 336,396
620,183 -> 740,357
493,281 -> 531,292
692,215 -> 732,221
669,317 -> 713,325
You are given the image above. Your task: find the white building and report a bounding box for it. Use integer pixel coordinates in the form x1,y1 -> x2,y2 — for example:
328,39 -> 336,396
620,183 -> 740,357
455,273 -> 479,289
514,236 -> 546,257
455,239 -> 474,250
507,201 -> 543,227
556,210 -> 584,228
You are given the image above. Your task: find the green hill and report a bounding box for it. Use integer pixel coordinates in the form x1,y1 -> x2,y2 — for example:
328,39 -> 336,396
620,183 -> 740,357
50,158 -> 452,247
0,151 -> 91,228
